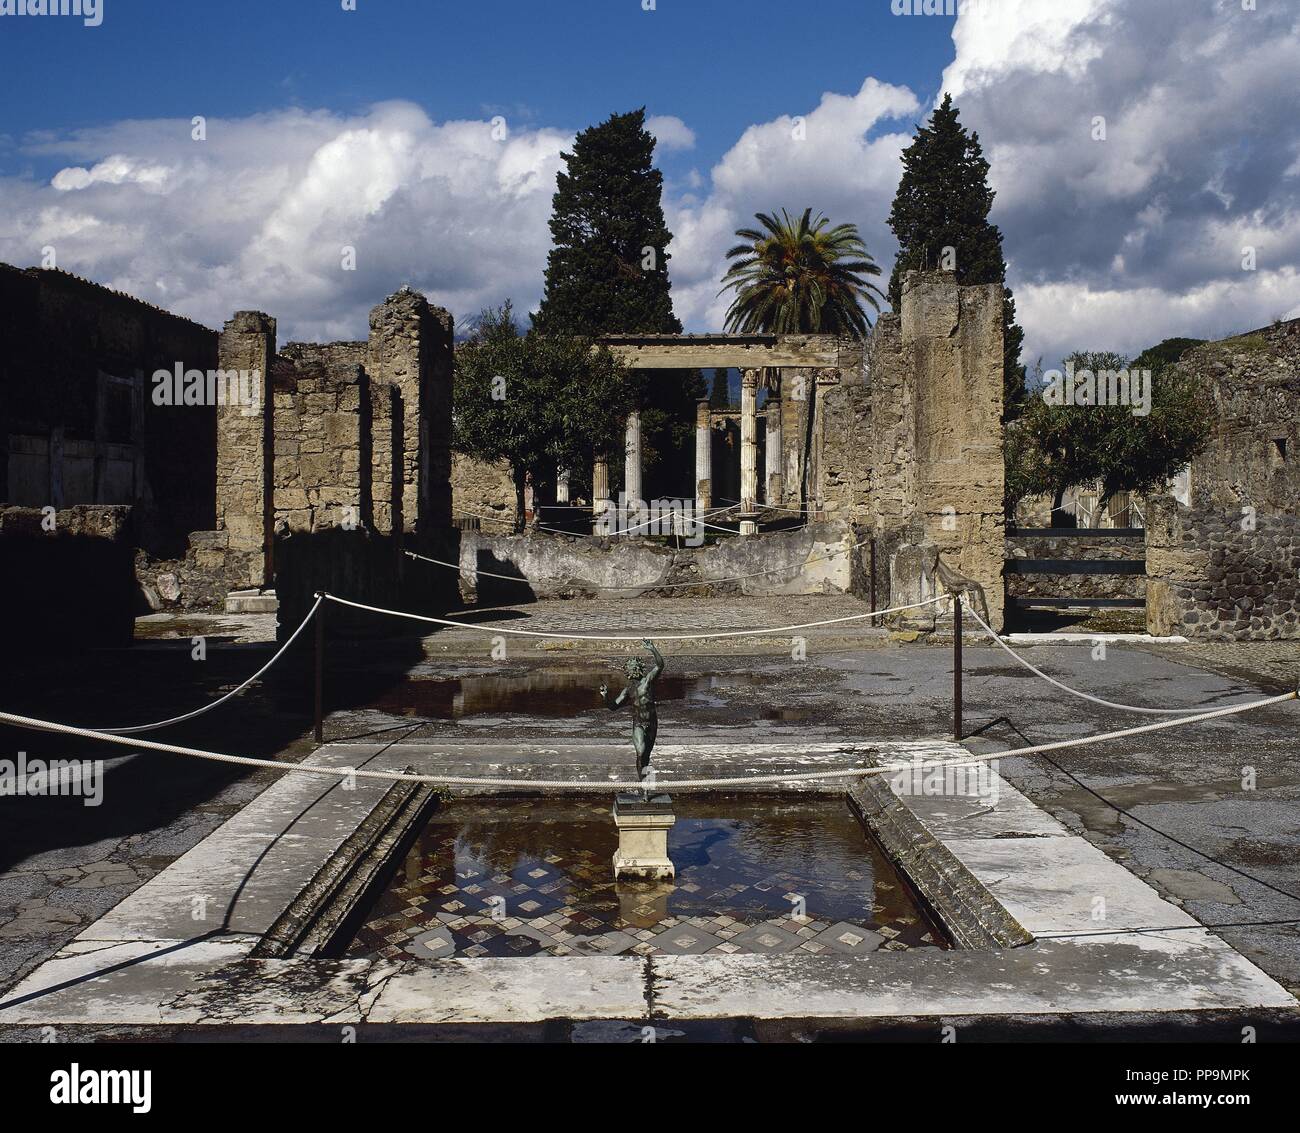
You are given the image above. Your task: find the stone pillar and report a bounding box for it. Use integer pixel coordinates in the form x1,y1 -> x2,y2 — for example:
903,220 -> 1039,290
592,450 -> 611,530
624,407 -> 643,508
216,311 -> 275,589
694,399 -> 711,511
739,368 -> 759,535
555,466 -> 570,504
366,289 -> 454,536
765,397 -> 783,506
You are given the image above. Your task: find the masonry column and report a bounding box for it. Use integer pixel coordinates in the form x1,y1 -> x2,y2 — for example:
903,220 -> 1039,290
739,368 -> 759,535
366,289 -> 454,536
592,450 -> 611,531
555,466 -> 570,504
624,407 -> 643,507
765,396 -> 783,506
216,312 -> 275,589
694,398 -> 712,511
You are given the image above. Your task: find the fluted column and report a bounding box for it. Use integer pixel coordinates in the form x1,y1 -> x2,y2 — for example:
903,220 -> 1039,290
592,450 -> 611,531
624,408 -> 643,509
739,368 -> 758,535
765,397 -> 783,506
694,399 -> 711,512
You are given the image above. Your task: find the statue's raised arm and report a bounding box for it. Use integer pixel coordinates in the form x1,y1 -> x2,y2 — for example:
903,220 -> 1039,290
642,639 -> 664,681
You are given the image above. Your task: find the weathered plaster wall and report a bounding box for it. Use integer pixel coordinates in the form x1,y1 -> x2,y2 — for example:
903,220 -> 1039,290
454,520 -> 861,604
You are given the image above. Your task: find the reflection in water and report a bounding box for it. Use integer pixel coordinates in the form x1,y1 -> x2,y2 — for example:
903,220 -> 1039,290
363,672 -> 757,719
347,795 -> 945,958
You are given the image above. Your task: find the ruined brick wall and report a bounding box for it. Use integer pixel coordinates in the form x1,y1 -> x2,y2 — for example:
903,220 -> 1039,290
451,452 -> 516,527
1146,497 -> 1300,640
865,272 -> 1005,629
812,357 -> 872,523
366,289 -> 453,535
1178,320 -> 1300,515
271,342 -> 368,533
0,264 -> 217,556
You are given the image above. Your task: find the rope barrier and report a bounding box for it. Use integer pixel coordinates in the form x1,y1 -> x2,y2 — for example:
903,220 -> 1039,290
962,602 -> 1243,715
405,534 -> 870,590
319,590 -> 944,641
0,690 -> 1292,791
90,596 -> 324,735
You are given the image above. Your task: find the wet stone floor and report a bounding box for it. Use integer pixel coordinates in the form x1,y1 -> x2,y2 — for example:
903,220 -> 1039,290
345,795 -> 945,959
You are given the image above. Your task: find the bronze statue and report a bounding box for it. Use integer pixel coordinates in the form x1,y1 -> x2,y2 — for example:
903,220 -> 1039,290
599,639 -> 664,782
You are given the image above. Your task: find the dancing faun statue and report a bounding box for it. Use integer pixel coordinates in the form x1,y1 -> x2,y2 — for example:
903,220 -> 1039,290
599,639 -> 664,782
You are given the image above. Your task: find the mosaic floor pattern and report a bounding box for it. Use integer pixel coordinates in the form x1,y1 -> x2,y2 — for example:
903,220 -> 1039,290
346,796 -> 944,959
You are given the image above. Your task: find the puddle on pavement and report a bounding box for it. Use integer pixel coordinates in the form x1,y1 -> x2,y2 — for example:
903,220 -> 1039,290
345,795 -> 945,959
362,671 -> 764,719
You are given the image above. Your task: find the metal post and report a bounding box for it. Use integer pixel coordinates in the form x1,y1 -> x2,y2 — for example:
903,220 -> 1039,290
313,595 -> 325,745
953,591 -> 963,741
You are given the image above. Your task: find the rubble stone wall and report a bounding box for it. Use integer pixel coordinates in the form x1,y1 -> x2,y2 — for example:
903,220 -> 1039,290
1146,497 -> 1300,640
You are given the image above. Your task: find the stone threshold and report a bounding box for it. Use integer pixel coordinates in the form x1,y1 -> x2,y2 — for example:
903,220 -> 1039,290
0,741 -> 1293,1028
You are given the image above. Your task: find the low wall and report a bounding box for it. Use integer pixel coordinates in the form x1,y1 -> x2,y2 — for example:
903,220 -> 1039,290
0,504 -> 136,649
1005,532 -> 1145,602
1146,498 -> 1300,640
456,521 -> 861,604
274,526 -> 461,641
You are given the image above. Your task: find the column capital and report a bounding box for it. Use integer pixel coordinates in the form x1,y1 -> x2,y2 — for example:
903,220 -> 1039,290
741,368 -> 760,389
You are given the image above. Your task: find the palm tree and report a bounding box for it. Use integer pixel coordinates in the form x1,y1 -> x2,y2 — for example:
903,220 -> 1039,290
719,208 -> 885,338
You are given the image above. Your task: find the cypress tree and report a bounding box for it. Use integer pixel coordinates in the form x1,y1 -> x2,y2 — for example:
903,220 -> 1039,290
887,94 -> 1027,419
533,108 -> 681,337
533,108 -> 703,496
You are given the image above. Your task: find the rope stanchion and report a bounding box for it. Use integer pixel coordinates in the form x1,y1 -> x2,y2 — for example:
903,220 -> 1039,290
91,595 -> 324,735
0,691 -> 1293,792
319,590 -> 947,642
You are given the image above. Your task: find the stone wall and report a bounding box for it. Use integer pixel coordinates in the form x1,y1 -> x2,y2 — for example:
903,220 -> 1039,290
271,342 -> 368,533
865,272 -> 1005,629
0,505 -> 137,649
454,520 -> 861,604
0,263 -> 218,557
1005,533 -> 1145,602
1179,319 -> 1300,515
451,452 -> 516,528
1146,497 -> 1300,640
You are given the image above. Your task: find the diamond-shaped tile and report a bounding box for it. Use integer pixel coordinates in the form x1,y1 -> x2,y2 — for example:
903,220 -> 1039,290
813,921 -> 884,954
730,922 -> 803,954
406,926 -> 455,959
649,924 -> 723,954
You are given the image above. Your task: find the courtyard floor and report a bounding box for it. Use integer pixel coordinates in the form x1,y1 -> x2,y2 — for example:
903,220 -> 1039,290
1,596 -> 1298,1039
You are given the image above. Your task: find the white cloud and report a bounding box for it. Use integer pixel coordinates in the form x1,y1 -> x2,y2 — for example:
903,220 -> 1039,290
646,115 -> 695,152
940,0 -> 1300,365
0,101 -> 571,340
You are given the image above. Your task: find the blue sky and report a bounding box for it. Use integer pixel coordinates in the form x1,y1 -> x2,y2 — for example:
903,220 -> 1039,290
0,1 -> 952,179
1,1 -> 1297,367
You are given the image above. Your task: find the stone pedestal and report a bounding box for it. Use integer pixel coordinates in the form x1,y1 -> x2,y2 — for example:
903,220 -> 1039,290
612,793 -> 676,881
